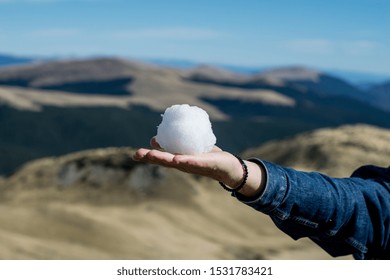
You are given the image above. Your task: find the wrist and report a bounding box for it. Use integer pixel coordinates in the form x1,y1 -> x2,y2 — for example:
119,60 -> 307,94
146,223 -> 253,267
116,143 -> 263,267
223,156 -> 246,187
219,155 -> 248,193
219,158 -> 265,198
237,160 -> 265,197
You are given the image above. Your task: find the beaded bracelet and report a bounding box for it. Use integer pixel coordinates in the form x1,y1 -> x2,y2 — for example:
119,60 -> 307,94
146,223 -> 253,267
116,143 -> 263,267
219,155 -> 248,193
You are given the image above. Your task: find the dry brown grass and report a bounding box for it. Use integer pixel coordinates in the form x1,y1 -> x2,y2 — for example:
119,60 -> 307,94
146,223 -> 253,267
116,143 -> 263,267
243,124 -> 390,177
0,146 -> 349,260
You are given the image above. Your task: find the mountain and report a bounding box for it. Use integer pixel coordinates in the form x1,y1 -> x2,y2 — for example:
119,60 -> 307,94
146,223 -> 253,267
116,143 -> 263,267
0,58 -> 139,95
0,124 -> 387,259
243,124 -> 390,177
144,57 -> 390,85
185,65 -> 390,113
0,144 -> 354,260
1,58 -> 390,175
323,69 -> 390,89
144,57 -> 200,69
368,81 -> 390,112
187,65 -> 370,100
253,66 -> 369,100
0,54 -> 36,67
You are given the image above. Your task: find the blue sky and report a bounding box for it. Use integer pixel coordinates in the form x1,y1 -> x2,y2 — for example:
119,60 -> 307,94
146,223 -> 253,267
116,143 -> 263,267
0,0 -> 389,74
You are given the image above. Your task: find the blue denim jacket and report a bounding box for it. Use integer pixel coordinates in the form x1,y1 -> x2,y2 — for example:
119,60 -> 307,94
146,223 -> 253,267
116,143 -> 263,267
234,159 -> 390,260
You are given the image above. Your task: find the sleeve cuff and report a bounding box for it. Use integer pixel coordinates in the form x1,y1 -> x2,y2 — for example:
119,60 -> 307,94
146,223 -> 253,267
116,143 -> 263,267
234,158 -> 288,214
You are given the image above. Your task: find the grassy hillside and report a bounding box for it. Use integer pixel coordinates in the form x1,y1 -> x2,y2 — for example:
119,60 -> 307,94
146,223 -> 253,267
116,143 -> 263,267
1,58 -> 390,175
3,99 -> 389,176
242,124 -> 390,177
0,105 -> 160,175
1,124 -> 387,260
0,147 -> 352,260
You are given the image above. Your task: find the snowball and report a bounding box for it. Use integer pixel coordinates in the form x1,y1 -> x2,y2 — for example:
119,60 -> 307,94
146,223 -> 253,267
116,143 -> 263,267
156,104 -> 217,155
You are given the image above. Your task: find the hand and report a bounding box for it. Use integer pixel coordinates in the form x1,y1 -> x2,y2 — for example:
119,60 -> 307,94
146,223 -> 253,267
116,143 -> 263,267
133,137 -> 265,197
133,137 -> 244,186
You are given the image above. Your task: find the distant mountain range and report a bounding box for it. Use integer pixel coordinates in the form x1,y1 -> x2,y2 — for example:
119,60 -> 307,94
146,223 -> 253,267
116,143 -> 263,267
2,53 -> 389,86
368,81 -> 390,111
0,56 -> 390,175
145,57 -> 390,86
0,53 -> 36,67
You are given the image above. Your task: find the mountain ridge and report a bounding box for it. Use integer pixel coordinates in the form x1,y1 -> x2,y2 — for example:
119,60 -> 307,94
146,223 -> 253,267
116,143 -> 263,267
0,54 -> 36,68
368,81 -> 390,111
243,124 -> 390,177
1,57 -> 390,175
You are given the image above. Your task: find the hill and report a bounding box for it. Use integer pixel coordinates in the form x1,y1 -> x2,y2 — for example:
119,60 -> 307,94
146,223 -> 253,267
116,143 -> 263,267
3,131 -> 370,260
0,58 -> 292,118
145,58 -> 390,87
0,54 -> 35,68
1,58 -> 390,175
254,66 -> 369,100
368,81 -> 390,112
3,124 -> 387,259
243,124 -> 390,177
186,65 -> 370,100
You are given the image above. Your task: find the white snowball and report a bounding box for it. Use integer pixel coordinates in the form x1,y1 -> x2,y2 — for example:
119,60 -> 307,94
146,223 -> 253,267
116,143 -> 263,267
156,104 -> 217,154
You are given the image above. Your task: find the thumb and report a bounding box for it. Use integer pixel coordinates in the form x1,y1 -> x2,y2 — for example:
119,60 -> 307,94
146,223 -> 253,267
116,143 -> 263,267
150,136 -> 162,149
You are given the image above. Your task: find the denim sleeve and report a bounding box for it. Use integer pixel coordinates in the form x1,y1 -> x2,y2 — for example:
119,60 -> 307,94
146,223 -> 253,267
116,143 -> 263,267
234,159 -> 390,260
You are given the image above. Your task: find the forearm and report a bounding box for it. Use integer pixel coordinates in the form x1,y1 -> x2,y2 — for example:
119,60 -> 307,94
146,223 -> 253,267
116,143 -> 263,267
134,143 -> 389,259
234,159 -> 390,259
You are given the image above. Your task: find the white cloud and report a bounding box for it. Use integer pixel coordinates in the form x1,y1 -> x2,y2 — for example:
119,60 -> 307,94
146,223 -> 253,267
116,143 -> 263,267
0,0 -> 107,3
285,39 -> 334,54
285,38 -> 383,56
0,0 -> 50,2
340,40 -> 383,55
29,28 -> 82,38
113,27 -> 225,40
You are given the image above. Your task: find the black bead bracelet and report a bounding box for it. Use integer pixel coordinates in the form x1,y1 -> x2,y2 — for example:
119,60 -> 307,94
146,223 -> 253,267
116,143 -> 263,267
219,155 -> 248,193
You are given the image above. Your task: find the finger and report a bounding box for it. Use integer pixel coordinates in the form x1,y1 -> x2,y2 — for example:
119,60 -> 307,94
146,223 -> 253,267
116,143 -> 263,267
150,137 -> 162,149
211,146 -> 222,152
133,148 -> 152,161
145,149 -> 176,167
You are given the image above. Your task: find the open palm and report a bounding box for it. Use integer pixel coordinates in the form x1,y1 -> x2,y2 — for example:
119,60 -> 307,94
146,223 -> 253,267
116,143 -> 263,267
133,137 -> 243,186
